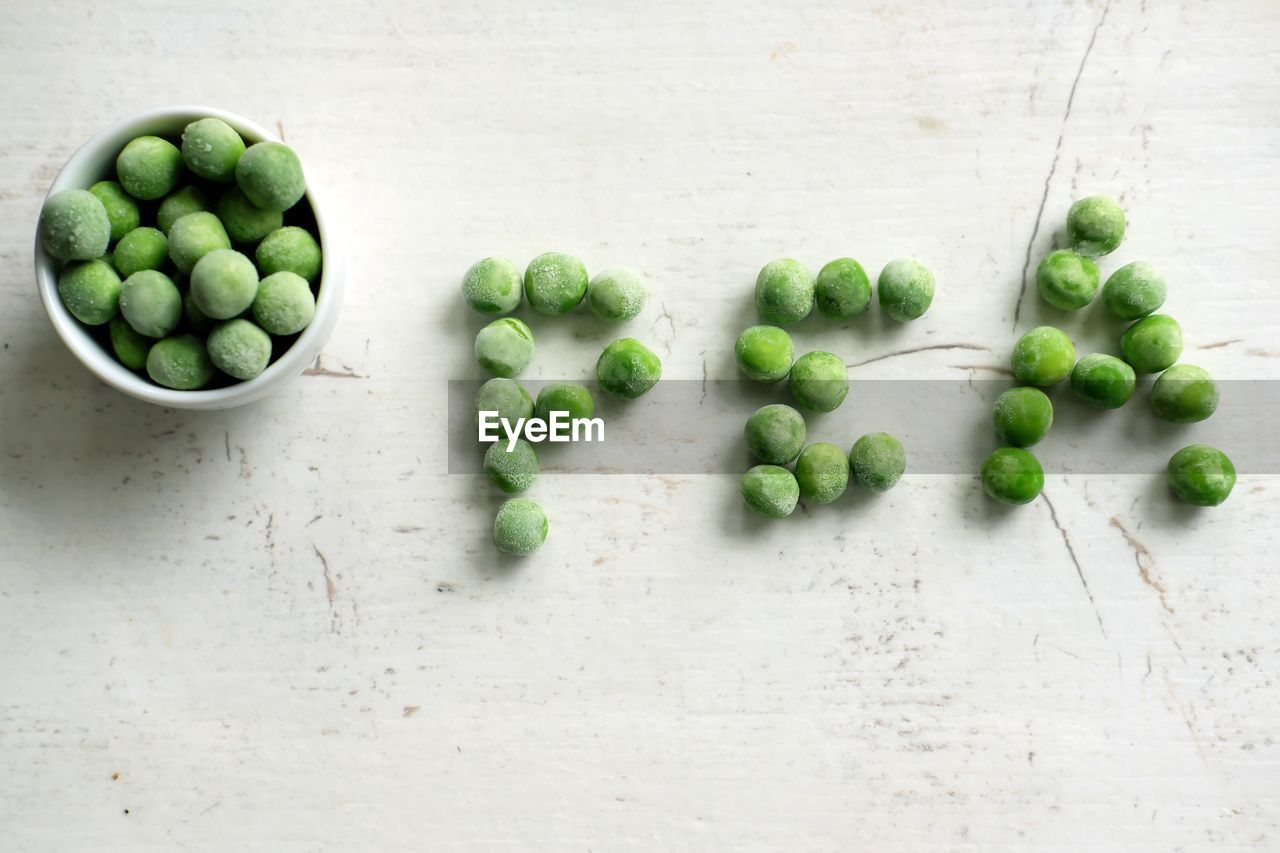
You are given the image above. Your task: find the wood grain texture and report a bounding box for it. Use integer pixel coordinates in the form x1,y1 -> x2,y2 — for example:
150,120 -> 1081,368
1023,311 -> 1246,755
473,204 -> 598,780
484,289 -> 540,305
1,0 -> 1278,849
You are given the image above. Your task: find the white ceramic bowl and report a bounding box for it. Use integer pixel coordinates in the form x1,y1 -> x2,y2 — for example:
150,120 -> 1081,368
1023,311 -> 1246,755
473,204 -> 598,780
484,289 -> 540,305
34,105 -> 344,410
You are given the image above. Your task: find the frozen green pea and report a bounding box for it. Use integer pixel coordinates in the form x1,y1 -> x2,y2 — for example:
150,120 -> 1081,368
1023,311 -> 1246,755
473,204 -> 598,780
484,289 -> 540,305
183,290 -> 213,335
475,378 -> 534,424
119,270 -> 182,338
181,117 -> 246,182
484,439 -> 540,494
877,258 -> 935,322
981,447 -> 1043,505
587,267 -> 646,322
157,186 -> 210,234
191,248 -> 259,320
1067,195 -> 1125,257
88,181 -> 140,243
734,325 -> 794,383
112,227 -> 168,278
1167,444 -> 1235,507
815,257 -> 871,319
217,186 -> 283,244
256,226 -> 322,283
57,259 -> 120,325
993,387 -> 1053,447
524,252 -> 588,315
461,257 -> 522,315
1036,250 -> 1099,311
116,136 -> 183,200
789,350 -> 847,412
475,317 -> 534,378
252,271 -> 315,335
146,333 -> 214,390
40,189 -> 111,261
744,403 -> 806,465
534,382 -> 595,422
795,442 -> 850,504
169,211 -> 231,274
493,497 -> 548,556
207,318 -> 272,380
1121,314 -> 1182,374
849,432 -> 906,492
1102,261 -> 1165,320
740,465 -> 800,519
235,141 -> 305,211
1011,326 -> 1075,387
596,338 -> 661,399
1151,364 -> 1218,424
754,258 -> 814,326
108,316 -> 151,370
1071,353 -> 1135,409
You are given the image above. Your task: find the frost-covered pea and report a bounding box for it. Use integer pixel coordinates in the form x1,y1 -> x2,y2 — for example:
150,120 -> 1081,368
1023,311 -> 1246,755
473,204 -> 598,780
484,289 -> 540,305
484,439 -> 540,493
57,259 -> 120,325
252,271 -> 315,335
524,252 -> 588,315
475,317 -> 534,378
1167,444 -> 1235,507
1151,364 -> 1218,424
1011,326 -> 1075,387
191,248 -> 259,319
88,181 -> 140,243
112,227 -> 168,278
157,186 -> 210,234
493,497 -> 548,556
40,189 -> 111,261
790,350 -> 847,412
877,258 -> 935,322
207,318 -> 272,380
815,258 -> 871,319
734,325 -> 793,383
744,403 -> 806,465
1036,250 -> 1099,311
755,258 -> 814,326
462,257 -> 522,315
119,270 -> 182,338
980,447 -> 1043,505
109,316 -> 151,370
180,117 -> 245,182
146,333 -> 214,390
1102,261 -> 1165,320
1120,314 -> 1182,374
740,465 -> 800,519
235,141 -> 305,212
1067,195 -> 1125,257
534,382 -> 595,422
169,211 -> 231,274
587,267 -> 646,322
256,226 -> 322,283
849,432 -> 906,492
217,186 -> 283,244
116,136 -> 183,200
475,378 -> 534,425
596,338 -> 662,398
795,442 -> 850,504
1070,353 -> 1135,409
993,387 -> 1053,447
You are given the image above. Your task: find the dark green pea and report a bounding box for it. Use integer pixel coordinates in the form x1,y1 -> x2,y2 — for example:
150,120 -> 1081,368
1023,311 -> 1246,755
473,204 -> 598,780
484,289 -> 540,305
734,325 -> 794,383
596,338 -> 661,398
795,442 -> 850,504
814,258 -> 871,319
740,465 -> 800,519
1167,444 -> 1235,507
1102,261 -> 1165,320
1011,326 -> 1075,387
113,227 -> 168,278
789,350 -> 847,412
88,181 -> 140,243
981,447 -> 1044,505
744,404 -> 806,465
57,259 -> 121,325
1121,314 -> 1182,374
849,432 -> 906,492
1151,364 -> 1218,423
534,383 -> 595,422
108,316 -> 151,370
1066,195 -> 1125,256
1036,250 -> 1099,310
993,387 -> 1053,447
1070,353 -> 1136,409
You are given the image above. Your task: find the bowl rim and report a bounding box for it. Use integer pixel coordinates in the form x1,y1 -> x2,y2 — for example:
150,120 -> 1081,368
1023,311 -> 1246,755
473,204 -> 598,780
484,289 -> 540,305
33,104 -> 342,409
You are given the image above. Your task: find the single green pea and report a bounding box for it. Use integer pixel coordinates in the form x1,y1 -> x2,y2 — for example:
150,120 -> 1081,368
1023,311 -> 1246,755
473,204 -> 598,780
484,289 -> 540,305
475,317 -> 534,378
168,212 -> 231,274
88,181 -> 140,243
1011,326 -> 1075,387
993,387 -> 1054,447
877,258 -> 935,322
484,439 -> 540,494
1071,353 -> 1135,409
493,497 -> 548,556
815,258 -> 871,319
524,252 -> 588,315
789,350 -> 848,412
1151,364 -> 1218,424
587,267 -> 646,322
534,382 -> 595,422
183,289 -> 213,336
108,316 -> 151,370
157,186 -> 210,234
256,226 -> 322,283
1102,261 -> 1165,320
57,259 -> 121,325
739,465 -> 800,519
180,117 -> 246,182
216,186 -> 283,244
795,442 -> 850,504
596,338 -> 662,398
475,378 -> 534,424
1121,314 -> 1182,374
462,257 -> 522,315
235,141 -> 306,212
744,403 -> 806,465
754,258 -> 814,326
849,432 -> 906,492
1036,250 -> 1099,310
734,325 -> 794,383
981,447 -> 1044,505
206,318 -> 272,380
40,189 -> 111,261
112,227 -> 168,278
1167,444 -> 1235,507
119,270 -> 182,338
1067,195 -> 1125,257
191,249 -> 259,320
145,333 -> 215,390
116,136 -> 183,200
252,271 -> 315,335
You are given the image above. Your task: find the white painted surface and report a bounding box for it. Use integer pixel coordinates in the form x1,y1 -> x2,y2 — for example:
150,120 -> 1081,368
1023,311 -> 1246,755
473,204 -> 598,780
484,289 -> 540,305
2,1 -> 1278,850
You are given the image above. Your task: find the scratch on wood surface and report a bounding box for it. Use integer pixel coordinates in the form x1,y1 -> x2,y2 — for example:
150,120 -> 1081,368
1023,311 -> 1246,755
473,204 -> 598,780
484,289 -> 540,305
1198,339 -> 1242,350
1043,493 -> 1107,637
949,363 -> 1015,376
303,354 -> 364,379
314,545 -> 339,632
1162,670 -> 1206,761
403,705 -> 421,717
1110,516 -> 1173,614
847,343 -> 987,369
